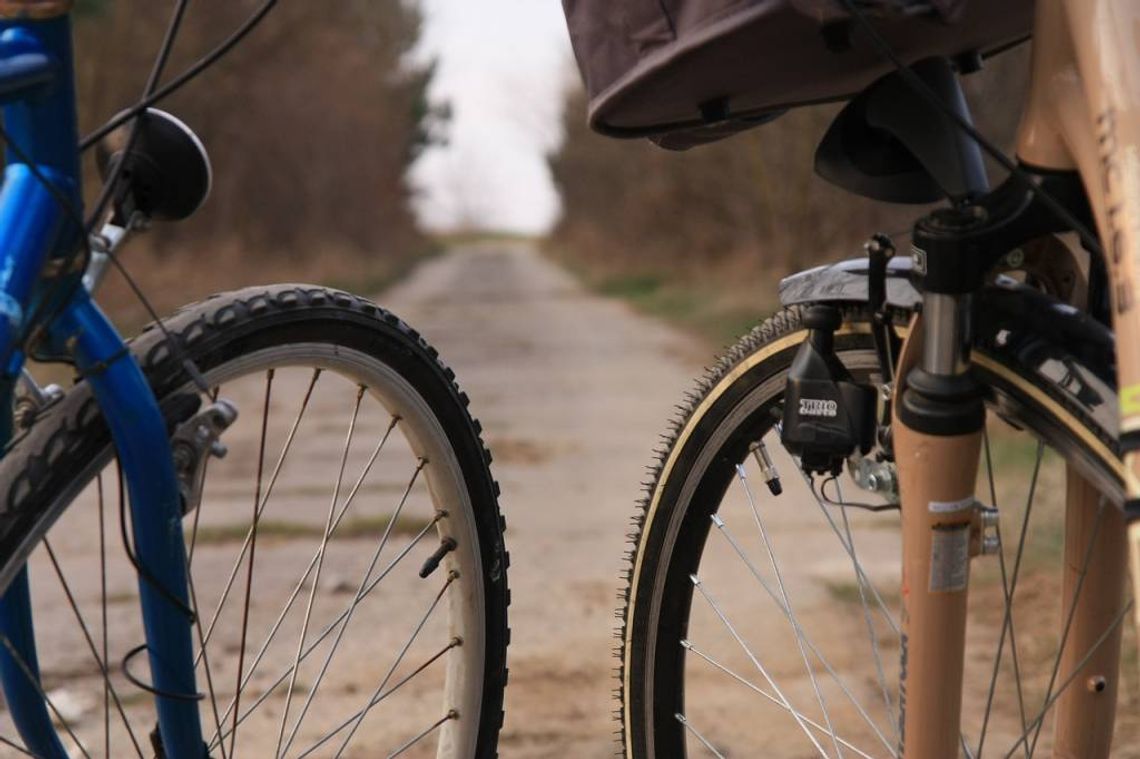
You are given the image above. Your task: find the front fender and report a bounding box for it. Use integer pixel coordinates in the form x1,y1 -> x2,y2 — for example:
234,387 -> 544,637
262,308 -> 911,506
778,254 -> 923,310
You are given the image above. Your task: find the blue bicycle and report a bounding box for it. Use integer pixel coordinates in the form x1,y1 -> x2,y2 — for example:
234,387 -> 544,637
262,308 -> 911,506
0,3 -> 508,757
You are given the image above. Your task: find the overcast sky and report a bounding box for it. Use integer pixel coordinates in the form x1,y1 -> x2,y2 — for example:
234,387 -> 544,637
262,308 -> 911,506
410,0 -> 574,235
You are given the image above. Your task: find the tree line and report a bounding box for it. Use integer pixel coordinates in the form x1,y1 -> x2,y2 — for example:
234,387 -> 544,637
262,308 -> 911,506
71,0 -> 440,292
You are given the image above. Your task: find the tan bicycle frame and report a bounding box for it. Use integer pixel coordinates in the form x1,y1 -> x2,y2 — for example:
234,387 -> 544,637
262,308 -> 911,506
893,1 -> 1140,756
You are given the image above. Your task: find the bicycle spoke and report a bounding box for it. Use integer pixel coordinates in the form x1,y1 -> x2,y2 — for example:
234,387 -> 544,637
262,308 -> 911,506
683,639 -> 875,759
709,513 -> 896,757
273,384 -> 365,758
0,734 -> 37,757
1000,598 -> 1132,759
386,711 -> 459,759
278,457 -> 427,757
97,473 -> 110,759
198,369 -> 320,656
690,573 -> 829,758
675,712 -> 726,758
197,414 -> 401,693
795,468 -> 899,635
735,463 -> 842,758
43,540 -> 145,758
332,571 -> 458,757
1026,496 -> 1107,757
275,636 -> 459,758
207,515 -> 441,751
836,483 -> 896,746
977,432 -> 1035,758
229,367 -> 275,759
187,574 -> 228,759
0,635 -> 92,759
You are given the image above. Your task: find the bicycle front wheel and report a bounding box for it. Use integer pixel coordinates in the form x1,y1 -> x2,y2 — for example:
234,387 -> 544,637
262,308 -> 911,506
620,305 -> 1137,758
0,285 -> 509,758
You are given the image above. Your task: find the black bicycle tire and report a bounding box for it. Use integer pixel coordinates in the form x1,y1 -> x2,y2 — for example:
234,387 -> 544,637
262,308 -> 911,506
618,303 -> 1121,758
0,283 -> 510,758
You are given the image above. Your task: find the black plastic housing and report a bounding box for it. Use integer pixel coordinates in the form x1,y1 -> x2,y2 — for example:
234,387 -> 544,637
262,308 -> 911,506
96,108 -> 212,222
781,307 -> 877,474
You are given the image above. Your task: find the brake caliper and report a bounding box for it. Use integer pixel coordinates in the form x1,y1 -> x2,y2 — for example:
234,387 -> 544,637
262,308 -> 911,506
171,399 -> 238,516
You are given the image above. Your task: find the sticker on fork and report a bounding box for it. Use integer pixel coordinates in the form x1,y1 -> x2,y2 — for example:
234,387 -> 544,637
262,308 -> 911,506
929,523 -> 970,592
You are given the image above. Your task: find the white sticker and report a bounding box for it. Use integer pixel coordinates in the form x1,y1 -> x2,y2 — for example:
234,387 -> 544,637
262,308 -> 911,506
929,497 -> 975,514
929,524 -> 970,593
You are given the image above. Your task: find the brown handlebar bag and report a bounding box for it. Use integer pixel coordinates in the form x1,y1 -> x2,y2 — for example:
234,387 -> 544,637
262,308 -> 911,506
562,0 -> 1032,149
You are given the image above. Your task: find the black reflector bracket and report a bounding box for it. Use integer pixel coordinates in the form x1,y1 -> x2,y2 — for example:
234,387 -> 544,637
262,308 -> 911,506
96,108 -> 212,223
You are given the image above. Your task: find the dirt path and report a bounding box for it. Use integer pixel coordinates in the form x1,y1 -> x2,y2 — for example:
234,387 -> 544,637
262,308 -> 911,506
378,243 -> 706,757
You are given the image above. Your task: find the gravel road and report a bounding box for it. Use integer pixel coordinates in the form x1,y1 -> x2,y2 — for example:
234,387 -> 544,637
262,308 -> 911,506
380,243 -> 706,757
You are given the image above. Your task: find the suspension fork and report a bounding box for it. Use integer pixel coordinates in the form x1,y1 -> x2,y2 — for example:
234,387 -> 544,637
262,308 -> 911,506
894,323 -> 1126,759
892,289 -> 984,758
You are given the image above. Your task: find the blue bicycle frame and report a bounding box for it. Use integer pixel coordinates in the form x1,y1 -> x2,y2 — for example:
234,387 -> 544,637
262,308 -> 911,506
0,13 -> 205,758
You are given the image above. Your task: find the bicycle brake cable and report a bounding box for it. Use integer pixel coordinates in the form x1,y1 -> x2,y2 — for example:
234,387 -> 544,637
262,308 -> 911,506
838,0 -> 1104,257
83,0 -> 192,238
17,0 -> 267,395
79,0 -> 278,152
814,473 -> 899,512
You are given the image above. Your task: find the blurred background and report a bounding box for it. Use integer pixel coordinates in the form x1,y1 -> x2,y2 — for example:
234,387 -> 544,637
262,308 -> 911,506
73,0 -> 1028,341
65,3 -> 1079,757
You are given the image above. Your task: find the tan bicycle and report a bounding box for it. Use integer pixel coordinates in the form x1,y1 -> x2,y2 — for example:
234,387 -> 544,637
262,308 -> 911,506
563,0 -> 1140,756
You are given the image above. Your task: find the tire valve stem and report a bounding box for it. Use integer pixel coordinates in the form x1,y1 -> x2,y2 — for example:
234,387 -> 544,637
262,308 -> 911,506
749,441 -> 783,496
420,537 -> 457,579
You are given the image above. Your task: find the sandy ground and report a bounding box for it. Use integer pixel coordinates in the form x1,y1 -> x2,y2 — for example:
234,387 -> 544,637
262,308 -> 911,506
379,244 -> 706,757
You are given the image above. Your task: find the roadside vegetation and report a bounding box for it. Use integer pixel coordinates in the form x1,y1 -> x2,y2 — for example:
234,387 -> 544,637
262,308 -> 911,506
547,46 -> 1030,345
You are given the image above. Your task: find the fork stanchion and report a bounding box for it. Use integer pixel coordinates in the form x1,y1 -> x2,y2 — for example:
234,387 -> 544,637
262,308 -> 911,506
893,273 -> 986,758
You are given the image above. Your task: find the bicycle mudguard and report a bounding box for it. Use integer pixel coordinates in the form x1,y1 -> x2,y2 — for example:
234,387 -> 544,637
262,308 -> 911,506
779,254 -> 923,310
779,256 -> 1120,495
